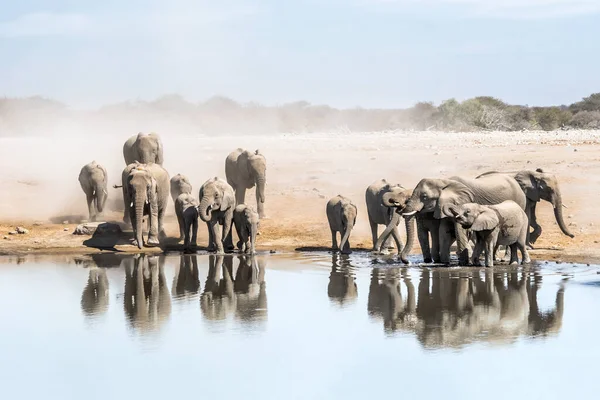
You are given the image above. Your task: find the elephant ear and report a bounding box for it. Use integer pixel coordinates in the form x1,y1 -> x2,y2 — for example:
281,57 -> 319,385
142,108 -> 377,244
471,209 -> 499,231
434,181 -> 473,219
220,188 -> 235,212
447,205 -> 460,217
514,171 -> 539,202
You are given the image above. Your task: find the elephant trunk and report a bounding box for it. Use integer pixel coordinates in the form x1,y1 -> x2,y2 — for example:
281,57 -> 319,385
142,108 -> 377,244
340,222 -> 353,254
551,191 -> 574,238
199,197 -> 212,222
256,176 -> 266,203
400,214 -> 415,264
134,191 -> 145,249
95,185 -> 107,213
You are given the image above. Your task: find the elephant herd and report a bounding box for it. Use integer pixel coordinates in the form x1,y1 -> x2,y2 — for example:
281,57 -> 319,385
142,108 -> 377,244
328,169 -> 574,267
78,132 -> 267,253
80,253 -> 268,334
328,253 -> 564,347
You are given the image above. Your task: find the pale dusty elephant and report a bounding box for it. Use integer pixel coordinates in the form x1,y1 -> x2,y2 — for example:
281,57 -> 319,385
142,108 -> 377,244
198,177 -> 236,253
328,253 -> 358,306
326,195 -> 358,254
80,268 -> 109,317
365,179 -> 410,253
234,255 -> 268,324
123,132 -> 164,166
123,255 -> 172,335
225,148 -> 267,218
175,193 -> 199,250
448,201 -> 530,267
233,204 -> 259,254
170,174 -> 192,203
200,255 -> 236,321
476,169 -> 574,247
121,162 -> 170,249
402,174 -> 526,265
78,161 -> 108,222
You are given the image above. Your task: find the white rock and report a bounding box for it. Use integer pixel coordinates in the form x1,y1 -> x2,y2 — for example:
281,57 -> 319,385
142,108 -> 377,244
16,227 -> 29,234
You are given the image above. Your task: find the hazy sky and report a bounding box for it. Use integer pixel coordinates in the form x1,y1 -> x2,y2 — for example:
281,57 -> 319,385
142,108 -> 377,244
1,0 -> 599,108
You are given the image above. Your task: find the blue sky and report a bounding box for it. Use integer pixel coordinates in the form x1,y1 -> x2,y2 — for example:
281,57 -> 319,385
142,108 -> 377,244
1,0 -> 599,108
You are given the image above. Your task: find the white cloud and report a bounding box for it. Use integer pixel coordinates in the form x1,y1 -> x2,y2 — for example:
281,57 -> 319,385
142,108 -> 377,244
0,12 -> 90,37
367,0 -> 600,18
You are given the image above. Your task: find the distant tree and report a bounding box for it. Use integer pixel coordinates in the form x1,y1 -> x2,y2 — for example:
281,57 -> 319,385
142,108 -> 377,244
569,93 -> 600,113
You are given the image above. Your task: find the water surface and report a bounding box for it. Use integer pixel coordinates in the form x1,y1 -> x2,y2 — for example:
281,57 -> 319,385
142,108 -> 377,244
0,252 -> 598,399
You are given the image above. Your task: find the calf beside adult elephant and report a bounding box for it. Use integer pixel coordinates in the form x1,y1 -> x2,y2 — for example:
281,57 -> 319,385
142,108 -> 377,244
476,169 -> 574,247
198,177 -> 236,253
123,132 -> 164,166
225,148 -> 267,218
401,174 -> 526,265
365,179 -> 413,255
121,162 -> 170,249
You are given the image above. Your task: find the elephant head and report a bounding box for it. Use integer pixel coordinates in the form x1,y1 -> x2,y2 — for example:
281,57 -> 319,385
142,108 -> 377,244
448,203 -> 498,231
402,179 -> 455,216
382,187 -> 413,211
135,132 -> 163,165
514,169 -> 574,240
198,177 -> 235,222
125,165 -> 158,249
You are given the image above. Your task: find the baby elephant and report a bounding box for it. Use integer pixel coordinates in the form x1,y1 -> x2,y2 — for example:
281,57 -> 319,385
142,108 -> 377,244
448,200 -> 530,267
171,174 -> 193,239
78,161 -> 108,222
326,195 -> 358,254
175,193 -> 199,249
233,204 -> 259,254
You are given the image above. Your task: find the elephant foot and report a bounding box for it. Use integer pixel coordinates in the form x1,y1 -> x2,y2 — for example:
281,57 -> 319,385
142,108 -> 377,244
423,257 -> 433,263
207,246 -> 217,253
131,239 -> 143,248
147,236 -> 160,247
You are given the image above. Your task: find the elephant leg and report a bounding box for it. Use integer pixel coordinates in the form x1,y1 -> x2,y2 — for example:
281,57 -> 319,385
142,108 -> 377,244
157,205 -> 167,240
484,239 -> 495,268
191,217 -> 198,247
369,220 -> 378,251
86,193 -> 95,222
210,220 -> 223,253
147,208 -> 160,247
235,187 -> 246,206
417,219 -> 432,263
390,226 -> 404,254
455,224 -> 472,266
509,243 -> 519,265
517,240 -> 530,264
183,219 -> 190,248
471,240 -> 484,266
207,221 -> 217,252
331,228 -> 339,251
176,208 -> 185,241
430,225 -> 441,263
438,228 -> 452,265
222,209 -> 235,252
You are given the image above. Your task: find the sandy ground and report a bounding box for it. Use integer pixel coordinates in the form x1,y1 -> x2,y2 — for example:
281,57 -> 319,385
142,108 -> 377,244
1,130 -> 599,263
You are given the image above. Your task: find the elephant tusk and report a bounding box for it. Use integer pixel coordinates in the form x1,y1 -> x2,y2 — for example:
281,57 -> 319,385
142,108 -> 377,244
92,190 -> 96,196
402,211 -> 417,216
562,204 -> 568,209
130,201 -> 134,208
103,189 -> 108,195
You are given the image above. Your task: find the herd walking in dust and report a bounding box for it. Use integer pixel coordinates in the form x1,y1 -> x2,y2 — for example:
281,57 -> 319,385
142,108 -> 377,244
78,131 -> 575,267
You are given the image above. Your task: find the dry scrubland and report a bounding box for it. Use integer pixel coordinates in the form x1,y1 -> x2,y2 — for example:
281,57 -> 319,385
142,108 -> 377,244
1,129 -> 599,262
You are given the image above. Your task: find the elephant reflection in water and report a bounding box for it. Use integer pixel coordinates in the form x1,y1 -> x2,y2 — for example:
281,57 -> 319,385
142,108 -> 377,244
172,255 -> 200,300
200,255 -> 268,323
527,273 -> 565,338
123,255 -> 172,334
81,267 -> 109,317
327,253 -> 358,305
367,267 -> 416,333
368,268 -> 565,348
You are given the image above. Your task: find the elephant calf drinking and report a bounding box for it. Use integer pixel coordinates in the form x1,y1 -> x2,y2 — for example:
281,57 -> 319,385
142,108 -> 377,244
448,200 -> 531,267
326,195 -> 357,254
233,204 -> 259,254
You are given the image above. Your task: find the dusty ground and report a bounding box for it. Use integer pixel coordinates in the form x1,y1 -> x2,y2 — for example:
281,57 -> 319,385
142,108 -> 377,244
1,130 -> 599,263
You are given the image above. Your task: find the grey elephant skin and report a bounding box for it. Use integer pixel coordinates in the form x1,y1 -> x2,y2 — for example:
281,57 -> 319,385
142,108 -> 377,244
365,179 -> 410,253
171,174 -> 193,239
326,195 -> 357,254
225,148 -> 267,218
175,193 -> 199,250
78,161 -> 108,222
233,204 -> 259,254
402,174 -> 526,265
476,169 -> 574,246
198,177 -> 236,253
121,162 -> 170,249
449,201 -> 530,267
123,132 -> 164,165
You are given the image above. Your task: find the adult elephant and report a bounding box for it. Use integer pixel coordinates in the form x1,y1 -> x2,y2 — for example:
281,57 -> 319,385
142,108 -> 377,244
198,177 -> 236,253
365,179 -> 412,254
123,132 -> 164,166
122,162 -> 170,249
476,169 -> 574,247
402,174 -> 526,265
225,148 -> 267,218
